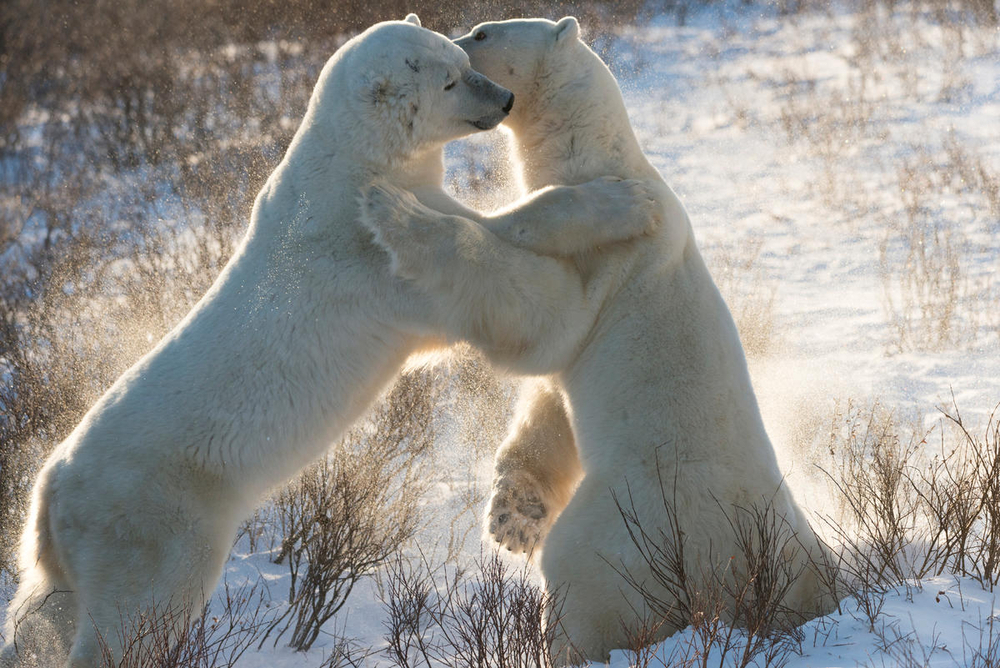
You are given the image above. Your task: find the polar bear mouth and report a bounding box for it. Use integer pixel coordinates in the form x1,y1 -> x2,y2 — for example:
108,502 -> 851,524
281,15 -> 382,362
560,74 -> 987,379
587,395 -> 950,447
469,118 -> 501,130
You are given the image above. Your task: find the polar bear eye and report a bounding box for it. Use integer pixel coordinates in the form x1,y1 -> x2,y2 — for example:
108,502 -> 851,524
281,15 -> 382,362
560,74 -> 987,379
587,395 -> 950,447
474,31 -> 487,41
444,81 -> 456,91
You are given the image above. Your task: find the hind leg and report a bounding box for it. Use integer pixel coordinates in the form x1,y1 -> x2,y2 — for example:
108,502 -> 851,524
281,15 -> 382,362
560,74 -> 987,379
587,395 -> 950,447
540,476 -> 680,665
65,616 -> 105,668
3,461 -> 78,667
486,379 -> 582,555
64,585 -> 201,668
66,565 -> 223,667
63,514 -> 232,668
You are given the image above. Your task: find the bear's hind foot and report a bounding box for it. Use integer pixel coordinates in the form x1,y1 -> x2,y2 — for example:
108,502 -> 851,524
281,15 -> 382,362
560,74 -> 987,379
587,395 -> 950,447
486,469 -> 556,555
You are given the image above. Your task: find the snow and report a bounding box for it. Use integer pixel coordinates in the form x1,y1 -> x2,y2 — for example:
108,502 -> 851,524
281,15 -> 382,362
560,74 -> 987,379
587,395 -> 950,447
6,1 -> 1000,665
607,577 -> 1000,667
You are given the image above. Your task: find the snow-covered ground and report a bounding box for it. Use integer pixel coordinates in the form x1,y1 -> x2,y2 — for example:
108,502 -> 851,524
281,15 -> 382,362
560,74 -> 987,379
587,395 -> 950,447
7,2 -> 1000,666
616,3 -> 1000,418
610,575 -> 1000,667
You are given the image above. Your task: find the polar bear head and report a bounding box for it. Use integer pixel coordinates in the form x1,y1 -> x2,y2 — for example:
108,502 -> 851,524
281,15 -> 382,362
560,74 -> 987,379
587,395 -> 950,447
307,14 -> 515,166
453,17 -> 583,128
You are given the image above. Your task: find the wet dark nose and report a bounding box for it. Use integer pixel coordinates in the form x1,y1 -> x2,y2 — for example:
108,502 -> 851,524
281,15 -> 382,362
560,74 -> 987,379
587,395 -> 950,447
502,92 -> 515,114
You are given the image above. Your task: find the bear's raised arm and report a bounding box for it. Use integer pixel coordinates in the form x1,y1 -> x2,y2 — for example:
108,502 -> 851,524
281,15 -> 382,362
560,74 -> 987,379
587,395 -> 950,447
409,176 -> 661,257
360,183 -> 602,373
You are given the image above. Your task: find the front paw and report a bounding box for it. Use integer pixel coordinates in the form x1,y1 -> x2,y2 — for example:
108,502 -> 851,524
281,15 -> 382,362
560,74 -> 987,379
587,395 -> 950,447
579,176 -> 663,240
359,182 -> 422,237
486,470 -> 555,555
358,182 -> 426,279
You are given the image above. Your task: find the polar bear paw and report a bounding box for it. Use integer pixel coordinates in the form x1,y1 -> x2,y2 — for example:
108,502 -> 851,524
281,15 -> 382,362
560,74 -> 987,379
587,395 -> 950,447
574,175 -> 664,241
359,182 -> 435,280
486,469 -> 555,555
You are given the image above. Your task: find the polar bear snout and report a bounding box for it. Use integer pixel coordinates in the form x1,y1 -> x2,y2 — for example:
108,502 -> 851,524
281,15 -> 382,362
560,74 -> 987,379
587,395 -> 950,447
462,70 -> 514,130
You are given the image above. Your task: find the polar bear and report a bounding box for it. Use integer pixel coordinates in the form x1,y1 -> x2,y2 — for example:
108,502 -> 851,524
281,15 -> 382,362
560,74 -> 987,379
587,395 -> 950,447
0,16 -> 662,668
360,17 -> 837,663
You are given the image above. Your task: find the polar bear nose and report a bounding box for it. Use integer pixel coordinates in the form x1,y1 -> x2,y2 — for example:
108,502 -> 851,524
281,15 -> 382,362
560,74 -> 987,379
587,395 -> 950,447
502,92 -> 515,114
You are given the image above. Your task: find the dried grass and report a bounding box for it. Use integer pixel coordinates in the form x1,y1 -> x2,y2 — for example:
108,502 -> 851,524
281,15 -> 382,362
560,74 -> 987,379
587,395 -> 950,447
379,550 -> 559,668
94,580 -> 271,668
262,371 -> 440,652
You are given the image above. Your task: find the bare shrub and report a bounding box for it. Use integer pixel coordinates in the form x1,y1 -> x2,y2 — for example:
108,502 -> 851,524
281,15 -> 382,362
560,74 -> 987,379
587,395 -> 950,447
262,370 -> 439,652
773,67 -> 878,212
816,394 -> 1000,635
864,616 -> 950,668
314,633 -> 373,668
943,135 -> 1000,222
875,147 -> 1000,353
613,466 -> 810,668
962,610 -> 1000,667
380,550 -> 559,668
380,553 -> 440,668
619,611 -> 670,668
233,503 -> 277,556
936,403 -> 1000,589
816,399 -> 946,628
94,580 -> 271,668
822,400 -> 925,587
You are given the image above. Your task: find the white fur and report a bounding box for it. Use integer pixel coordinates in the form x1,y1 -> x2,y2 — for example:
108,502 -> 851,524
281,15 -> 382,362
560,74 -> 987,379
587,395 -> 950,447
362,17 -> 837,664
1,18 -> 662,668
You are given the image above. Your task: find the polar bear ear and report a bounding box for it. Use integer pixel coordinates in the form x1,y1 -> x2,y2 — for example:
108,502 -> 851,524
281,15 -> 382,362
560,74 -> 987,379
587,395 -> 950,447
403,13 -> 421,27
554,16 -> 580,45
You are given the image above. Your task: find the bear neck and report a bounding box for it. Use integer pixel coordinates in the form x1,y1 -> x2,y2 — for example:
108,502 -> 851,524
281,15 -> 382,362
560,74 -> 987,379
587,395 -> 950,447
508,44 -> 652,191
271,108 -> 446,208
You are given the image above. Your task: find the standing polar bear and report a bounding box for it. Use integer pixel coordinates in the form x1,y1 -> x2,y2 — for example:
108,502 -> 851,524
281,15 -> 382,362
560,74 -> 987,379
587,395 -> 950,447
1,16 -> 662,668
362,16 -> 837,663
